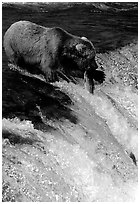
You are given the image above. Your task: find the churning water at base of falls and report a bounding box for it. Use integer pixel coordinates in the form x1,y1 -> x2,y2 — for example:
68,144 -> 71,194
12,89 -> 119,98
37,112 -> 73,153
2,79 -> 138,202
2,2 -> 138,202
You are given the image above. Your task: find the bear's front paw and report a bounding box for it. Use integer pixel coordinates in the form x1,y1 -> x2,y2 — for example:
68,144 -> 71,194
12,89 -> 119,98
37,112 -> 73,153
45,69 -> 57,82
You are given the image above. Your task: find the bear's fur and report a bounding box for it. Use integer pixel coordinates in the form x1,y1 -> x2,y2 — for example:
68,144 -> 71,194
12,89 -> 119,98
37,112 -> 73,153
4,21 -> 99,92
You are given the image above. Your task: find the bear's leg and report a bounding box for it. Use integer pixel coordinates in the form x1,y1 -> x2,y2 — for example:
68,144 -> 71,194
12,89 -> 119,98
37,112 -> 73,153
84,69 -> 95,94
41,57 -> 59,82
44,67 -> 54,82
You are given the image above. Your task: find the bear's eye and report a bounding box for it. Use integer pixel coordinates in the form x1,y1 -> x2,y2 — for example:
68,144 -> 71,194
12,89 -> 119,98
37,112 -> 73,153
76,43 -> 86,52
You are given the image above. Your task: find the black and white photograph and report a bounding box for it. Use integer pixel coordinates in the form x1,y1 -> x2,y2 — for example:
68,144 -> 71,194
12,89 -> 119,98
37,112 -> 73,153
2,1 -> 138,202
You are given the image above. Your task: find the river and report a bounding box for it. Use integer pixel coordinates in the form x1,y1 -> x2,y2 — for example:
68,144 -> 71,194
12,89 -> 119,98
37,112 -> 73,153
2,2 -> 138,202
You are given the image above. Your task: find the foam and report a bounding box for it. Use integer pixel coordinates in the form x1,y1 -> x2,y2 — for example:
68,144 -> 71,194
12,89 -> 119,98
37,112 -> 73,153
2,116 -> 137,201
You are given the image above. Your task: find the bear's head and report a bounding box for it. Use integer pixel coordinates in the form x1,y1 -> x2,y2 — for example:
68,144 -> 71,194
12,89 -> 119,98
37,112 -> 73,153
61,36 -> 98,74
76,37 -> 98,69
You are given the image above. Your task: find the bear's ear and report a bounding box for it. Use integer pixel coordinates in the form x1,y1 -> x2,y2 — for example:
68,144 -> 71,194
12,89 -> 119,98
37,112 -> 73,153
81,36 -> 88,41
76,43 -> 86,52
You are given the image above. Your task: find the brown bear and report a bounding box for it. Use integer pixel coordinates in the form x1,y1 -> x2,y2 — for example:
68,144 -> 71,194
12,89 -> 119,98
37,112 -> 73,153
4,20 -> 100,93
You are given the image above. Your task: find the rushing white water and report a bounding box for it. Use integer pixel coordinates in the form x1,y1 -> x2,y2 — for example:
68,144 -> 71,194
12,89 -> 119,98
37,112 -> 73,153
2,80 -> 138,202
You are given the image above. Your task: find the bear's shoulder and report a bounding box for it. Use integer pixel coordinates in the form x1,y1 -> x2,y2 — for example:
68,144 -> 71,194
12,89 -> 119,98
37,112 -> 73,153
48,27 -> 74,40
51,27 -> 68,34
